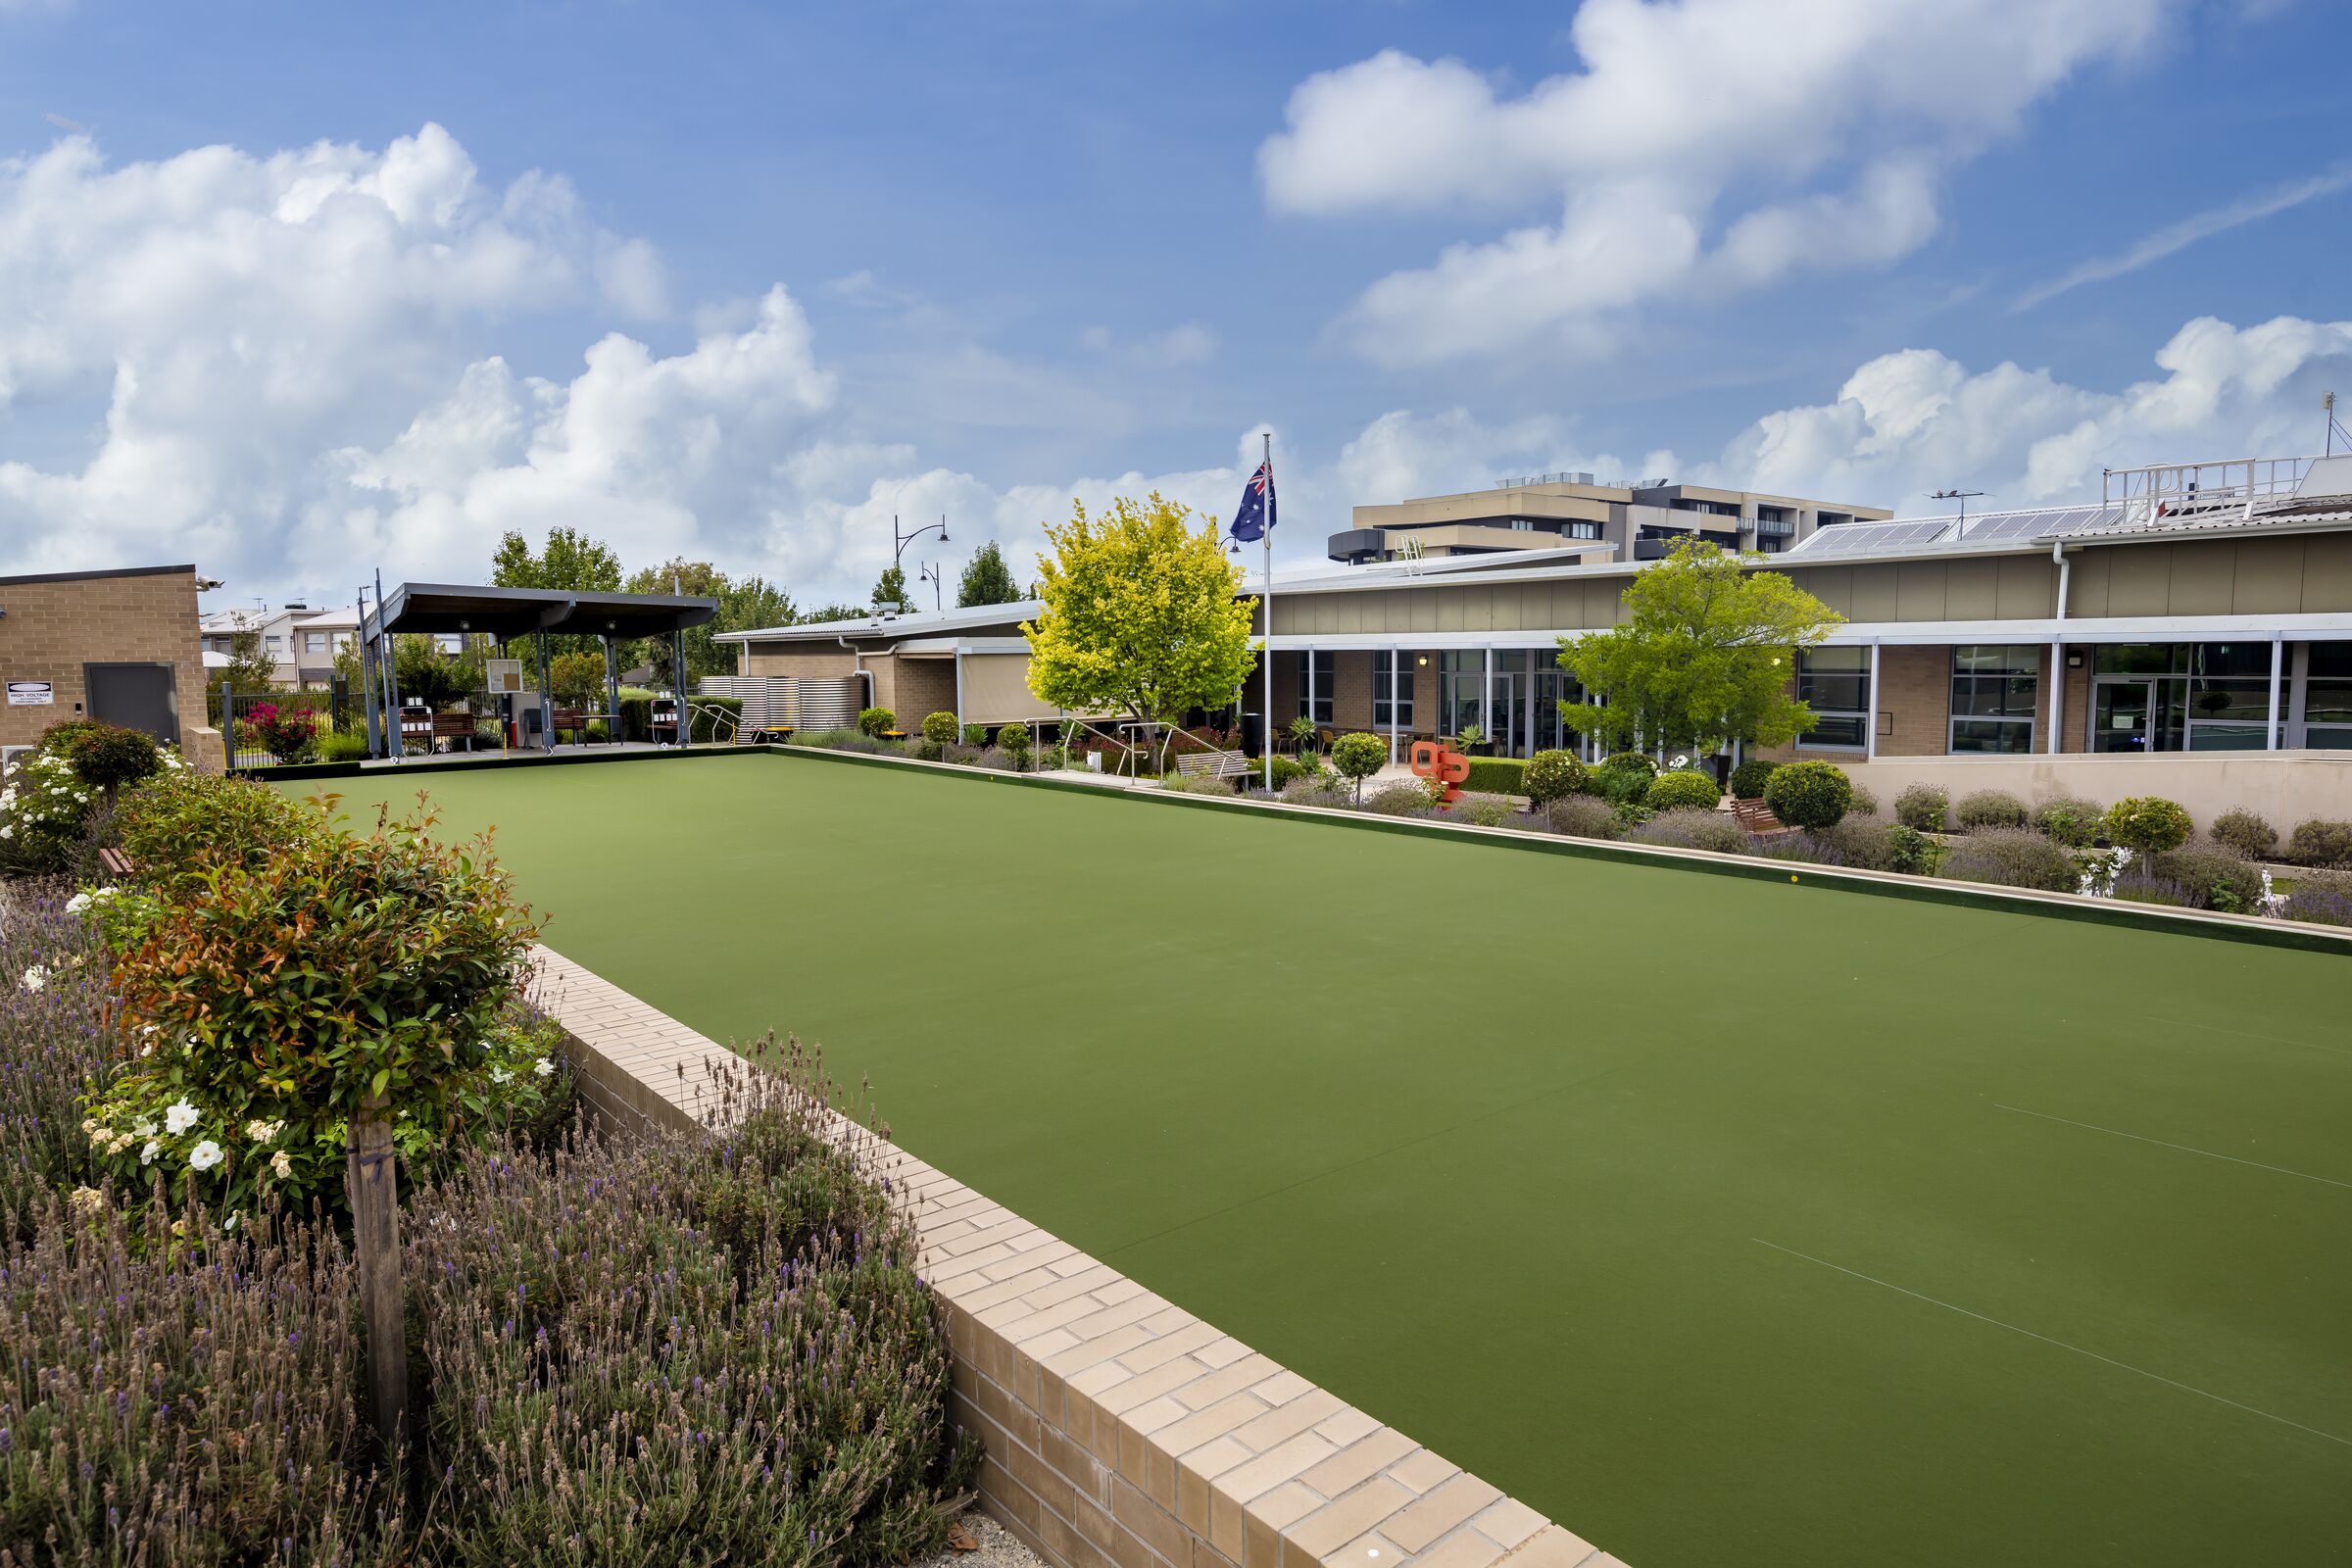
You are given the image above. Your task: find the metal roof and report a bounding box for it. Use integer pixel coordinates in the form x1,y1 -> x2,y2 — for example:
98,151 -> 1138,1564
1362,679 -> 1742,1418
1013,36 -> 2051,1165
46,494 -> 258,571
364,582 -> 718,640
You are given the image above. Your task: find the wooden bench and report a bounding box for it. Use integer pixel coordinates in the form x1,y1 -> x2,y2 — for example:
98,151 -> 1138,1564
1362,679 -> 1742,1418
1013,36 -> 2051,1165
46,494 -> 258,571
97,847 -> 137,880
1174,749 -> 1250,781
1730,798 -> 1789,836
432,711 -> 481,751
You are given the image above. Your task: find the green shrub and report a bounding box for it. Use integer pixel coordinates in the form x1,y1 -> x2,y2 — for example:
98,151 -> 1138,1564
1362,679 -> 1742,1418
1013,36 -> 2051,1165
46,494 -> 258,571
2111,871 -> 2195,907
1363,782 -> 1434,816
1763,760 -> 1852,831
996,723 -> 1032,753
1941,828 -> 2076,892
920,710 -> 959,744
1598,752 -> 1657,780
2285,818 -> 2352,867
906,737 -> 945,761
1886,823 -> 1933,874
1954,789 -> 2029,830
1545,796 -> 1620,840
1629,808 -> 1750,855
1894,782 -> 1948,832
857,706 -> 896,737
2031,796 -> 2103,849
1461,756 -> 1527,795
2206,807 -> 2277,860
1587,762 -> 1655,808
1645,770 -> 1721,812
1802,819 -> 1913,872
1846,784 -> 1878,817
2145,847 -> 2266,914
1524,750 -> 1585,806
1254,756 -> 1313,791
2103,796 -> 2192,853
1328,732 -> 1388,800
1728,759 -> 1779,800
115,772 -> 321,891
318,728 -> 369,762
961,722 -> 989,747
60,720 -> 167,786
1163,770 -> 1239,796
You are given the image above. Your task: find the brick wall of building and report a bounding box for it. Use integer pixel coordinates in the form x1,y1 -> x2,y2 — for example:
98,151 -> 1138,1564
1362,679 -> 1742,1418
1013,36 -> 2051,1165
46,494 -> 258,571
1873,646 -> 1949,757
892,658 -> 959,732
0,565 -> 220,769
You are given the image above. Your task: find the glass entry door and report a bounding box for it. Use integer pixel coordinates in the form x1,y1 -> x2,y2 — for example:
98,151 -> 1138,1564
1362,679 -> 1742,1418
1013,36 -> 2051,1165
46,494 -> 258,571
2092,679 -> 2154,752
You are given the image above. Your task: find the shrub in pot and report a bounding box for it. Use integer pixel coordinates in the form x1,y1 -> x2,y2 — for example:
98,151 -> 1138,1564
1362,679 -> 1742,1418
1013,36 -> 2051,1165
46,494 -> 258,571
2103,796 -> 2192,854
1727,759 -> 1779,800
1762,760 -> 1852,831
2207,807 -> 2277,860
1894,782 -> 1948,832
856,706 -> 896,738
1941,827 -> 2076,892
2031,796 -> 2103,849
1525,749 -> 1586,806
1954,789 -> 2029,830
1645,770 -> 1722,812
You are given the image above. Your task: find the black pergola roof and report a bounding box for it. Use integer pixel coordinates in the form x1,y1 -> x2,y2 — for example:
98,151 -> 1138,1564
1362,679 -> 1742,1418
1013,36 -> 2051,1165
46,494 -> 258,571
364,582 -> 718,640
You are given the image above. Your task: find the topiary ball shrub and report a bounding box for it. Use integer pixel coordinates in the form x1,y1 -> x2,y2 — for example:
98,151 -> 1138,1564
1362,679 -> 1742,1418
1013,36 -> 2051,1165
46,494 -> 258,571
2285,818 -> 2352,867
920,711 -> 958,745
1629,808 -> 1750,856
1894,782 -> 1948,832
1954,789 -> 2029,831
1328,732 -> 1389,800
1941,827 -> 2076,892
996,723 -> 1032,753
1727,758 -> 1779,800
1763,760 -> 1852,831
1598,752 -> 1657,780
2207,807 -> 2277,860
2103,796 -> 2192,854
2031,796 -> 2104,849
1645,770 -> 1722,812
1363,781 -> 1435,816
1524,749 -> 1586,806
2145,847 -> 2266,914
2282,868 -> 2352,927
59,720 -> 165,790
857,706 -> 896,738
1546,796 -> 1620,840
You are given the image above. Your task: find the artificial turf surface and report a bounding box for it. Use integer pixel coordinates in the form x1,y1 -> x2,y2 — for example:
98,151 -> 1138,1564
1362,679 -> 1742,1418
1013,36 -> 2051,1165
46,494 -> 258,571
310,752 -> 2352,1568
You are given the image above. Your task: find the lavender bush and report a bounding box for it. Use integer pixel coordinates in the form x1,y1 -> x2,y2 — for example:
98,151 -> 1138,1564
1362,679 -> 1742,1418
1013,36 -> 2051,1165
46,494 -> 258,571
2282,869 -> 2352,928
0,892 -> 111,1232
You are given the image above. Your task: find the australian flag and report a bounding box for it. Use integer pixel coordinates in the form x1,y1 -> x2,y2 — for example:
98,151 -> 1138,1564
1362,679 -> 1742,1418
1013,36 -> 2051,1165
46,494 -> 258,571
1231,460 -> 1276,543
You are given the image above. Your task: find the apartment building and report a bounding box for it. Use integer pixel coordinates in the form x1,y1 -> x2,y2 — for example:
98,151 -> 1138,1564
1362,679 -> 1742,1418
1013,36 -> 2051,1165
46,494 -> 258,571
1326,472 -> 1890,565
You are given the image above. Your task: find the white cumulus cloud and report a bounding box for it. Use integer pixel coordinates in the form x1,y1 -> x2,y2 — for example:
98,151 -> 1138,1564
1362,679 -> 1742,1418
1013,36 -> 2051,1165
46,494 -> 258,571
1263,0 -> 2179,366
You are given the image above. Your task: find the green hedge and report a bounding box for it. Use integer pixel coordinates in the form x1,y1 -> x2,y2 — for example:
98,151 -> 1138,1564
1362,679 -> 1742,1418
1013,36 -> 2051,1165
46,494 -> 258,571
1461,757 -> 1528,795
612,694 -> 741,743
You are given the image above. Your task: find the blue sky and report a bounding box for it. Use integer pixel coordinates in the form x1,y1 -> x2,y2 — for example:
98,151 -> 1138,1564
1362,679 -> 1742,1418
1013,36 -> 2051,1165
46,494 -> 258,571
3,0 -> 2349,611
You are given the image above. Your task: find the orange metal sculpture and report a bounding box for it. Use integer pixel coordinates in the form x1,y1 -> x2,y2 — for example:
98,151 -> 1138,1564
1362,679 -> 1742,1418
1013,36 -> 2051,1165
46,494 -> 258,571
1408,740 -> 1471,804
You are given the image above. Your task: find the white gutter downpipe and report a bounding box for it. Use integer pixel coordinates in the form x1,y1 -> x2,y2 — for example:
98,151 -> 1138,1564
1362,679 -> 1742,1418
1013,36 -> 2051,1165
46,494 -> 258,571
2048,539 -> 2071,755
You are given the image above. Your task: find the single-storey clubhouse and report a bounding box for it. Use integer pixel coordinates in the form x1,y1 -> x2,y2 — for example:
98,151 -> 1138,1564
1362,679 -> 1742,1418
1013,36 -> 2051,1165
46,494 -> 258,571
721,452 -> 2352,814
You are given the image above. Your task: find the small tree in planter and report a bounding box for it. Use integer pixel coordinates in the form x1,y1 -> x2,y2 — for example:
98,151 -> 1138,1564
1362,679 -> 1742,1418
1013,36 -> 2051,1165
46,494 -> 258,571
858,706 -> 896,738
103,796 -> 542,1453
997,723 -> 1034,768
1525,749 -> 1585,806
1328,732 -> 1388,804
1763,759 -> 1853,831
921,711 -> 959,745
2103,796 -> 2191,854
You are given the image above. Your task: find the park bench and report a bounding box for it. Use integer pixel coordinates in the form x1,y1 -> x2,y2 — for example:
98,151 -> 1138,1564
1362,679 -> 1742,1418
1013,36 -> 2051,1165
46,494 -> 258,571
97,846 -> 137,880
1730,798 -> 1789,837
1174,749 -> 1250,781
432,711 -> 481,751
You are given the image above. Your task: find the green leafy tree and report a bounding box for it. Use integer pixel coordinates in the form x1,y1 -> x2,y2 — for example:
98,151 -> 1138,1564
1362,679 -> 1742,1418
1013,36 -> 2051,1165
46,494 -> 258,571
1558,538 -> 1840,754
871,564 -> 909,612
622,560 -> 798,689
548,651 -> 610,707
1328,732 -> 1388,804
221,627 -> 280,695
1022,493 -> 1256,770
393,634 -> 481,710
491,526 -> 623,662
956,541 -> 1024,607
799,603 -> 867,625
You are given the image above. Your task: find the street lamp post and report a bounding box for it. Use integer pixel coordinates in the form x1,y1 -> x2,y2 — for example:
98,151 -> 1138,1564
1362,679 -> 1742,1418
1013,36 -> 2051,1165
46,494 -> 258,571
890,514 -> 950,610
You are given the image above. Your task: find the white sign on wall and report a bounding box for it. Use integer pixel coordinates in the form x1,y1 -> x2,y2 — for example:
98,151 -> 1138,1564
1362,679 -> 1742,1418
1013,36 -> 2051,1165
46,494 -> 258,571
5,681 -> 54,707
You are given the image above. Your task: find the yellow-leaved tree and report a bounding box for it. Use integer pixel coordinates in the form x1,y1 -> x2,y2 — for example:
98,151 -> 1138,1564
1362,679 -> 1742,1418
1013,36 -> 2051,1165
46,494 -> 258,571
1023,493 -> 1257,769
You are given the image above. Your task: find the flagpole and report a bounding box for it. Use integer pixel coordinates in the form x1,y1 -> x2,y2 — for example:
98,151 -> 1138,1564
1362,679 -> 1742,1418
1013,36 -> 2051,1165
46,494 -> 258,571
1261,430 -> 1274,796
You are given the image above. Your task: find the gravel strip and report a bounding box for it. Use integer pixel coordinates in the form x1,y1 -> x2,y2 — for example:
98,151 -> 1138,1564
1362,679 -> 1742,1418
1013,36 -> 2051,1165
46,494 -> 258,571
908,1505 -> 1045,1568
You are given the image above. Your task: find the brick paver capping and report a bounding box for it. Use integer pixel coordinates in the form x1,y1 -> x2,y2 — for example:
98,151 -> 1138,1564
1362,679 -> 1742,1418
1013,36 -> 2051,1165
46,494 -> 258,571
531,946 -> 1625,1568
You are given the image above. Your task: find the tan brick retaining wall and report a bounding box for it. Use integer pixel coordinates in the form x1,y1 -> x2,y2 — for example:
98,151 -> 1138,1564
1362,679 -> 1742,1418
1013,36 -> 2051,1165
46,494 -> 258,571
529,945 -> 1621,1568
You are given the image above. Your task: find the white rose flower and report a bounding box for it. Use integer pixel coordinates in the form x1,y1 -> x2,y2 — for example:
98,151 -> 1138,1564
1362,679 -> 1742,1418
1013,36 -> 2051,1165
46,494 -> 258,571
270,1150 -> 293,1179
141,1140 -> 160,1165
65,892 -> 90,914
164,1099 -> 200,1135
488,1065 -> 514,1086
20,964 -> 47,993
188,1140 -> 223,1172
132,1118 -> 156,1138
533,1057 -> 554,1078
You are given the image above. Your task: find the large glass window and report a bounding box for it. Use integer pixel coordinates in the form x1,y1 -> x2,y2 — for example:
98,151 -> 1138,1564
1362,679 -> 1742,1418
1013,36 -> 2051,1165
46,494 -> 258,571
1797,647 -> 1870,750
1373,652 -> 1415,729
1295,651 -> 1335,723
1949,645 -> 2038,753
2091,643 -> 2278,752
2307,642 -> 2352,750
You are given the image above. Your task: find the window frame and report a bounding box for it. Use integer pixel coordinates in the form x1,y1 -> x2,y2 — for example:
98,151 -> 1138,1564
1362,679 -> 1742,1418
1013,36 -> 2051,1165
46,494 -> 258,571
1795,647 -> 1870,752
1947,644 -> 2039,755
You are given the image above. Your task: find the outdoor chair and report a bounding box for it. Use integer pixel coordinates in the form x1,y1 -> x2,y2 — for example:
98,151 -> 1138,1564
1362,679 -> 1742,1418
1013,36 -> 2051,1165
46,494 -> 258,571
1730,798 -> 1789,836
